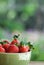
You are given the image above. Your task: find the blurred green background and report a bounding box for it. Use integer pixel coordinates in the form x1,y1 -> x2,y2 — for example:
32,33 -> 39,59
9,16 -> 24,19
0,0 -> 44,61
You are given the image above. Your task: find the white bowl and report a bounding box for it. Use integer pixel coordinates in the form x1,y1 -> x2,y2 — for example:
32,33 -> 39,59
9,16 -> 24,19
0,51 -> 31,65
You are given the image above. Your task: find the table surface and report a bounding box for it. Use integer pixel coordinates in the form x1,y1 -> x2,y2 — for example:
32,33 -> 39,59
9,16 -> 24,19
29,61 -> 44,65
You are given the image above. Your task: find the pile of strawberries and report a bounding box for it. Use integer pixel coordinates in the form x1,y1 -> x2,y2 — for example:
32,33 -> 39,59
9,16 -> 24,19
0,34 -> 34,53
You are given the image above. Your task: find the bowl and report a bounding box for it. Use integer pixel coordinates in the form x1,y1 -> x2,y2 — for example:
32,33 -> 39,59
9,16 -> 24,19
0,51 -> 31,65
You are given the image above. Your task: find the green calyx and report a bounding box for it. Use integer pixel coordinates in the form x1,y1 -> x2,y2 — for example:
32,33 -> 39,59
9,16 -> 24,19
3,41 -> 7,44
27,42 -> 34,49
20,41 -> 24,46
0,41 -> 8,45
20,41 -> 27,46
0,42 -> 3,45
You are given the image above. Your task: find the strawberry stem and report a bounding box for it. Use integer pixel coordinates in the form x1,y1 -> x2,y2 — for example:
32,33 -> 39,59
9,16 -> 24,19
13,34 -> 20,39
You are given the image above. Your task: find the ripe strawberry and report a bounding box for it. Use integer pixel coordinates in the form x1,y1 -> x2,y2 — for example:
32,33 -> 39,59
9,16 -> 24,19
0,44 -> 2,48
11,34 -> 20,45
26,45 -> 30,51
7,45 -> 19,53
0,47 -> 5,53
19,41 -> 29,53
3,44 -> 10,51
19,46 -> 29,53
11,39 -> 19,44
2,40 -> 10,52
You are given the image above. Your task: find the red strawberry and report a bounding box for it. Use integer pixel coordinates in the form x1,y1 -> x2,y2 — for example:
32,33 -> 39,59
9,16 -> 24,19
0,47 -> 5,53
11,34 -> 20,45
3,44 -> 10,51
2,40 -> 10,52
26,46 -> 30,51
0,44 -> 2,48
7,45 -> 19,53
11,39 -> 20,45
19,46 -> 29,53
19,41 -> 29,53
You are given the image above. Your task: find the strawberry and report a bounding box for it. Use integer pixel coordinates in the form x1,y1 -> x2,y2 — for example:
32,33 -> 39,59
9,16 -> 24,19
11,34 -> 20,45
19,41 -> 29,53
19,46 -> 29,53
26,45 -> 30,51
0,44 -> 2,48
11,39 -> 20,45
0,47 -> 5,53
2,40 -> 10,52
7,45 -> 19,53
3,44 -> 10,51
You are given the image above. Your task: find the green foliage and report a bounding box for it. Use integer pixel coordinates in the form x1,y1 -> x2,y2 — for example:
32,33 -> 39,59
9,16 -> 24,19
0,1 -> 7,14
31,39 -> 44,61
0,21 -> 24,32
0,28 -> 4,39
23,3 -> 38,16
21,12 -> 29,21
7,10 -> 16,19
0,0 -> 39,32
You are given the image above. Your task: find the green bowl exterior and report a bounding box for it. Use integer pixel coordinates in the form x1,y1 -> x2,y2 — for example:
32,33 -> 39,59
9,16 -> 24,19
0,52 -> 31,65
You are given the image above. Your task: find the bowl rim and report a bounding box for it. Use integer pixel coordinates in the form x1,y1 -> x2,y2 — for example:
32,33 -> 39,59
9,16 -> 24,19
0,51 -> 31,55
